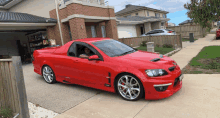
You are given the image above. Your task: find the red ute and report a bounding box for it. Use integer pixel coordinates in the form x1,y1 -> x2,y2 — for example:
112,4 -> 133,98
216,28 -> 220,39
32,38 -> 183,101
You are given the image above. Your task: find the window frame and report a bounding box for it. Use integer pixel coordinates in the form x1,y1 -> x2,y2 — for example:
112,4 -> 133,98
68,42 -> 104,61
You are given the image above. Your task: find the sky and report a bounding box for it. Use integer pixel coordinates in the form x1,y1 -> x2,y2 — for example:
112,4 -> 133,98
108,0 -> 191,26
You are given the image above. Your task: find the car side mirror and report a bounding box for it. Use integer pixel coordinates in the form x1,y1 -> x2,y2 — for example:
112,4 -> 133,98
88,55 -> 100,61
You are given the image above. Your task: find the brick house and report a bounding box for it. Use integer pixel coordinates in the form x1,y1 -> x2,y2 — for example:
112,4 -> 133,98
48,0 -> 118,46
0,0 -> 118,60
116,4 -> 170,38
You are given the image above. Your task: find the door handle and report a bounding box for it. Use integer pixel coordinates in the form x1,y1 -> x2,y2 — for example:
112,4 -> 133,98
74,60 -> 79,63
65,77 -> 70,79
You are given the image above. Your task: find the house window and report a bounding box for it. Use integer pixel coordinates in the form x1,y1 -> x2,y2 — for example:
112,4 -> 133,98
101,26 -> 106,38
136,13 -> 138,16
68,24 -> 72,41
163,14 -> 166,18
147,11 -> 149,16
155,13 -> 160,17
91,26 -> 97,37
97,0 -> 101,4
161,22 -> 164,26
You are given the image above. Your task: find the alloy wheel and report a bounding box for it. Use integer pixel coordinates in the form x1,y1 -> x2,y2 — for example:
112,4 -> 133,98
117,75 -> 141,100
42,66 -> 55,83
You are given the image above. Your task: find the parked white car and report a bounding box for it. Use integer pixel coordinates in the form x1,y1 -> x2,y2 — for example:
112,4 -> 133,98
141,29 -> 176,36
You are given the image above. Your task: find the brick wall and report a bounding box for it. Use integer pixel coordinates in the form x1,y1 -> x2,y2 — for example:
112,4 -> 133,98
47,2 -> 118,45
66,3 -> 115,17
69,18 -> 87,40
105,20 -> 118,40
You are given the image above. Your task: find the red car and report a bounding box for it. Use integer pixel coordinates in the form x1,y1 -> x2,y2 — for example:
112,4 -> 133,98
32,38 -> 183,101
216,28 -> 220,39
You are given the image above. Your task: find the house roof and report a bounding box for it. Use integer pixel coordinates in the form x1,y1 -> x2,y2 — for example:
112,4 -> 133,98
179,20 -> 193,25
0,12 -> 57,23
0,0 -> 12,6
116,16 -> 161,21
115,4 -> 169,16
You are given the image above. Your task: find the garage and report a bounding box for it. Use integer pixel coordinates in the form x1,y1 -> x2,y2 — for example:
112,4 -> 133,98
0,12 -> 57,62
117,24 -> 137,38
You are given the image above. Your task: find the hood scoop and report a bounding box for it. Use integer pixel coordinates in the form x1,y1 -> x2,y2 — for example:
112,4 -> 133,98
151,58 -> 161,62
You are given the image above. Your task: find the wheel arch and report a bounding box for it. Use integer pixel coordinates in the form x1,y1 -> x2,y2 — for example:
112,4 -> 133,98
40,61 -> 55,75
113,72 -> 145,95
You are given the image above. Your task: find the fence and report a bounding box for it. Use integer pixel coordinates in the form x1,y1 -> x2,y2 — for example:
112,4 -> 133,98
166,25 -> 207,39
118,34 -> 182,48
0,56 -> 29,118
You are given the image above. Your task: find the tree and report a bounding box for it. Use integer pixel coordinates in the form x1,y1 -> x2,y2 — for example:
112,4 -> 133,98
184,0 -> 220,32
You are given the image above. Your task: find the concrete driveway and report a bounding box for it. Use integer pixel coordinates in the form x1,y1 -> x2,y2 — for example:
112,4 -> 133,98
22,63 -> 101,113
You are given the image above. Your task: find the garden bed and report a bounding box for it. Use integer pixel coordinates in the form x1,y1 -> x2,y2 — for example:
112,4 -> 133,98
136,46 -> 175,55
182,46 -> 220,74
182,38 -> 198,42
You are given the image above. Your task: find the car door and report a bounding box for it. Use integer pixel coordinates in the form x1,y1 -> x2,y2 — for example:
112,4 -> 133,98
74,42 -> 108,86
150,30 -> 159,36
145,30 -> 155,36
53,42 -> 80,83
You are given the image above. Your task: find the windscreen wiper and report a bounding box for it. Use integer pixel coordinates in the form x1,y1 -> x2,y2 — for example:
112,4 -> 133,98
119,50 -> 136,56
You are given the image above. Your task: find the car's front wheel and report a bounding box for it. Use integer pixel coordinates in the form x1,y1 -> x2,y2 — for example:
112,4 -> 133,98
116,74 -> 144,101
42,65 -> 56,84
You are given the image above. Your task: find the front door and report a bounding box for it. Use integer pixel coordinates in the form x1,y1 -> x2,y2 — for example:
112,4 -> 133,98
91,26 -> 97,37
101,26 -> 106,38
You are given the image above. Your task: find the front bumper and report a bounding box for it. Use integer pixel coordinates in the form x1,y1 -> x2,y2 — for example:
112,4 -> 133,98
143,68 -> 183,100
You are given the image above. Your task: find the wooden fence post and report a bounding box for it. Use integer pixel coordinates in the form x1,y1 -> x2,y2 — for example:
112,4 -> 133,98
11,56 -> 30,118
179,34 -> 182,48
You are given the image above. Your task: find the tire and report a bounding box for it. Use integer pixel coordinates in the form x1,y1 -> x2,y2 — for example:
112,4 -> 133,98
42,65 -> 56,84
116,74 -> 144,101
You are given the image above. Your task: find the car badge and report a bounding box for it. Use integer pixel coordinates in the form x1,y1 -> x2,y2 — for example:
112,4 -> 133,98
159,54 -> 163,58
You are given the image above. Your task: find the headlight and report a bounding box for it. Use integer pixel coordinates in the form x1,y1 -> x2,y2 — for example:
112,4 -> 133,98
145,69 -> 168,77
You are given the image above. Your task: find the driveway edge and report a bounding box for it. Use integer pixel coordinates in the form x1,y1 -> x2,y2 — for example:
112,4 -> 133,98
164,48 -> 182,57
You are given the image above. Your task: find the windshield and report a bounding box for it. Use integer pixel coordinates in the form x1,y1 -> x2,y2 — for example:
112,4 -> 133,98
92,39 -> 136,57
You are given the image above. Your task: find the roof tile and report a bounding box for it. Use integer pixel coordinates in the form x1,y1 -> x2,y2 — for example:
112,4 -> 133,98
0,12 -> 57,23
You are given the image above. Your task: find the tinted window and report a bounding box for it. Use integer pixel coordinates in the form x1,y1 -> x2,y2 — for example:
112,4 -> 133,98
165,29 -> 174,32
147,31 -> 156,34
68,43 -> 76,56
92,39 -> 135,57
158,30 -> 164,33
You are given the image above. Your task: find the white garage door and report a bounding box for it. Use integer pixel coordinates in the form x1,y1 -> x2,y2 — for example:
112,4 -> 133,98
117,25 -> 137,38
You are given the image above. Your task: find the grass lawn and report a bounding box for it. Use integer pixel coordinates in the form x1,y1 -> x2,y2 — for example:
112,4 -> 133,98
182,46 -> 220,74
182,38 -> 198,42
136,46 -> 175,55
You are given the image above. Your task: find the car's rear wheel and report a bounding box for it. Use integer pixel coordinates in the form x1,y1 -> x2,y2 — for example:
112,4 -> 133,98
116,74 -> 144,101
42,65 -> 56,84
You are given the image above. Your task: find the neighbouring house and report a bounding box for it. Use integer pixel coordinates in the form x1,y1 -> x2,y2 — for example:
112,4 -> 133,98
0,0 -> 118,61
179,20 -> 196,26
115,4 -> 170,38
179,19 -> 217,27
168,22 -> 175,26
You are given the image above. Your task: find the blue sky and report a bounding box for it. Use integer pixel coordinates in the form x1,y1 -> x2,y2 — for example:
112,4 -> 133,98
108,0 -> 191,26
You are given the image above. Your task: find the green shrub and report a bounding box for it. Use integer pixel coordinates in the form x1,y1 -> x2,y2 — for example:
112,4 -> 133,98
0,107 -> 13,118
162,44 -> 173,48
156,44 -> 160,47
140,41 -> 148,47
